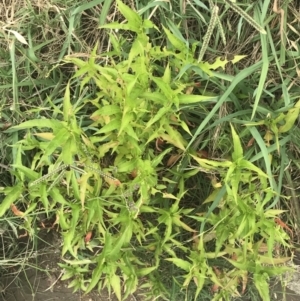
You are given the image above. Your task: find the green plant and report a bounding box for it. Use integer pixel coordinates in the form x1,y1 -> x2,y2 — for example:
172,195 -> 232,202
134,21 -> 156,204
1,1 -> 296,301
190,124 -> 292,300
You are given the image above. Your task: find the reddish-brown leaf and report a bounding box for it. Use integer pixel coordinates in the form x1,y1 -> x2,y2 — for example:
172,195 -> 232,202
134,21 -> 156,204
11,204 -> 24,217
85,231 -> 93,243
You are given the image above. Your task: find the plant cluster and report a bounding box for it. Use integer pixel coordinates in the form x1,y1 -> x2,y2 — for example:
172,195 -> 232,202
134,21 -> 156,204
1,0 -> 300,300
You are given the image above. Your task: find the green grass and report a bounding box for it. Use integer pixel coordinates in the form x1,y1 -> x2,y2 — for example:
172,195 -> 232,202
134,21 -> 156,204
0,0 -> 300,300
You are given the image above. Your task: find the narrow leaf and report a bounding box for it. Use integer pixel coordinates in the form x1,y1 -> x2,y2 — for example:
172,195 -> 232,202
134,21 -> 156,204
230,123 -> 243,161
165,258 -> 191,272
116,0 -> 142,28
63,82 -> 71,122
110,274 -> 121,301
0,184 -> 23,217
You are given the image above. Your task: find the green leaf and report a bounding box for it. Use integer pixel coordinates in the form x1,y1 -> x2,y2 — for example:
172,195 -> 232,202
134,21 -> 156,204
179,119 -> 192,135
124,125 -> 139,141
49,187 -> 69,205
116,0 -> 142,29
57,207 -> 70,230
202,56 -> 247,71
151,76 -> 173,99
191,155 -> 232,169
165,258 -> 190,272
239,160 -> 268,178
143,19 -> 157,30
128,37 -> 145,65
62,206 -> 80,257
63,57 -> 86,68
79,173 -> 89,209
115,158 -> 137,173
194,270 -> 206,298
126,75 -> 139,96
230,123 -> 243,161
163,26 -> 186,52
96,119 -> 121,134
63,81 -> 71,122
41,127 -> 69,159
145,107 -> 169,129
172,216 -> 196,232
136,266 -> 157,276
86,255 -> 105,293
162,63 -> 171,84
185,61 -> 263,150
0,183 -> 23,217
119,112 -> 134,136
95,105 -> 121,116
254,273 -> 270,301
12,164 -> 39,180
40,184 -> 49,213
107,33 -> 121,55
264,209 -> 287,217
110,273 -> 121,301
100,23 -> 139,32
279,107 -> 300,133
70,169 -> 81,201
110,226 -> 132,258
151,147 -> 173,167
161,124 -> 187,151
178,94 -> 217,104
141,91 -> 168,104
230,170 -> 240,203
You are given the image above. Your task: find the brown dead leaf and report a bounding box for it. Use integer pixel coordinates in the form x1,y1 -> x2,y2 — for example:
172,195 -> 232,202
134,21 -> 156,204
166,153 -> 182,167
155,138 -> 164,151
11,204 -> 24,217
85,231 -> 93,243
246,137 -> 255,148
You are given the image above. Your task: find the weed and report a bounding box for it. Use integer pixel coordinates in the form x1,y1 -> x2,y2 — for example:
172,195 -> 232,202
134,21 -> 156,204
1,1 -> 300,301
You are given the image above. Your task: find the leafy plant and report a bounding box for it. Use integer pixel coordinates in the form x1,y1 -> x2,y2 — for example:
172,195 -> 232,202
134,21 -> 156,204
1,1 -> 295,301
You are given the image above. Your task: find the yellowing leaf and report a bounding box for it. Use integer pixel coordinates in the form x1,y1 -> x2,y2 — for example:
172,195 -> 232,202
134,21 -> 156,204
264,209 -> 287,217
161,124 -> 187,151
279,107 -> 300,133
162,192 -> 178,199
258,255 -> 291,265
231,55 -> 247,64
211,176 -> 222,188
295,98 -> 300,108
178,94 -> 216,104
191,155 -> 232,169
110,274 -> 121,301
34,132 -> 55,140
165,258 -> 191,272
202,55 -> 246,70
230,123 -> 243,161
264,130 -> 273,144
63,82 -> 71,122
79,173 -> 89,210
